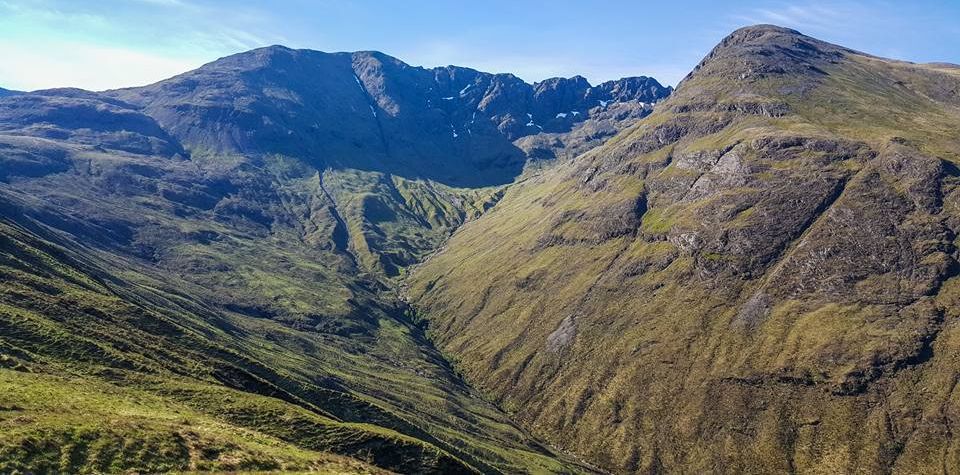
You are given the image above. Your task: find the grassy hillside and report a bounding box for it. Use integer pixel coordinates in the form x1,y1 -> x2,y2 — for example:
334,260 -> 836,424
0,135 -> 576,473
0,33 -> 673,474
408,25 -> 960,473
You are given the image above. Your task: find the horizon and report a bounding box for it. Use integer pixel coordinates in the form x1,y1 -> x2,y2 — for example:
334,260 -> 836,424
2,0 -> 959,92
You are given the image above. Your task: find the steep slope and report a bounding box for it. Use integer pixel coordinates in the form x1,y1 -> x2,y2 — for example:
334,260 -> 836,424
0,53 -> 668,472
0,129 -> 569,474
105,46 -> 668,277
408,25 -> 960,473
0,212 -> 416,474
111,46 -> 669,188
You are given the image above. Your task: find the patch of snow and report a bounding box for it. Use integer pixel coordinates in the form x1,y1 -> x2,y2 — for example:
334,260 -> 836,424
459,84 -> 473,95
450,124 -> 459,138
442,96 -> 455,100
599,100 -> 609,107
525,113 -> 542,130
354,75 -> 364,90
571,111 -> 580,116
556,112 -> 568,119
369,105 -> 377,118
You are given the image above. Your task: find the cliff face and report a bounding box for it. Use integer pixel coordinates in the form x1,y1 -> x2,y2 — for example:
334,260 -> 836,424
408,25 -> 960,473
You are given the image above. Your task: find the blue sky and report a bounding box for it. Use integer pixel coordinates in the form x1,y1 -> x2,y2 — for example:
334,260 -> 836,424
1,0 -> 959,91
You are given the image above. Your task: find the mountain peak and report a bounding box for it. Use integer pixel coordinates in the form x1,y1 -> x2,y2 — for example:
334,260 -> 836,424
407,23 -> 960,475
723,23 -> 804,43
102,45 -> 670,187
680,23 -> 850,86
251,44 -> 296,54
0,87 -> 22,98
716,23 -> 853,55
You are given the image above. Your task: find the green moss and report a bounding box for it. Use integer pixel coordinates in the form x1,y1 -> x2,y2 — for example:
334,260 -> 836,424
641,207 -> 680,233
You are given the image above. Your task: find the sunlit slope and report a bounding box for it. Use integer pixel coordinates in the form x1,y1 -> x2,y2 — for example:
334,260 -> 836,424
0,89 -> 577,473
408,25 -> 960,473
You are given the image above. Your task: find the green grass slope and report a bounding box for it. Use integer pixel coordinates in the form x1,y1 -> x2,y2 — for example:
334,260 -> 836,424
408,25 -> 960,473
0,370 -> 393,474
0,213 -> 478,473
0,40 -> 667,474
0,142 -> 576,472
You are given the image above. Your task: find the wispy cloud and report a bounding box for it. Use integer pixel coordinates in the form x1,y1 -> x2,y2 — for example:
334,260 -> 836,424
133,0 -> 190,7
733,4 -> 852,30
725,1 -> 892,38
0,39 -> 203,91
0,0 -> 109,28
0,0 -> 287,89
0,0 -> 954,91
720,1 -> 938,62
132,0 -> 188,6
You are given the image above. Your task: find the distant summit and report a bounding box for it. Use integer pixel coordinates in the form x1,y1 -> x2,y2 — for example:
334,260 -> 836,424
102,46 -> 670,186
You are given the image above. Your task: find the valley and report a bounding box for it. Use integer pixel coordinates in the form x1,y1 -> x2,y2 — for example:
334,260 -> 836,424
2,22 -> 960,475
0,45 -> 666,474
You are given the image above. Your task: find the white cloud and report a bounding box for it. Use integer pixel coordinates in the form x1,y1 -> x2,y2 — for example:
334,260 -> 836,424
132,0 -> 188,6
726,1 -> 884,38
0,40 -> 204,91
0,0 -> 287,90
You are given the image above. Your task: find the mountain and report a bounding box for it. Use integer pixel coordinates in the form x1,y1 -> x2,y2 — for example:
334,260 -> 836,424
9,23 -> 957,474
0,87 -> 20,98
109,46 -> 669,187
407,25 -> 960,473
0,47 -> 670,473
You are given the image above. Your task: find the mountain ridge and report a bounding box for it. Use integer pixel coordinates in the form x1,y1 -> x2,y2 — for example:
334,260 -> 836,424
0,39 -> 673,474
407,24 -> 960,473
4,23 -> 960,474
105,45 -> 670,187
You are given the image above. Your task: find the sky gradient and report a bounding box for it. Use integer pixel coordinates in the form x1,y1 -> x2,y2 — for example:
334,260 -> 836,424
2,0 -> 959,91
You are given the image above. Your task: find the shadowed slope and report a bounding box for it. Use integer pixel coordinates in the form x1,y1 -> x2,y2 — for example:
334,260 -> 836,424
110,46 -> 669,187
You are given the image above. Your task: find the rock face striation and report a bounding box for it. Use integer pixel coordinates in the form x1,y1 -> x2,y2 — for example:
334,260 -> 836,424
408,25 -> 960,473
